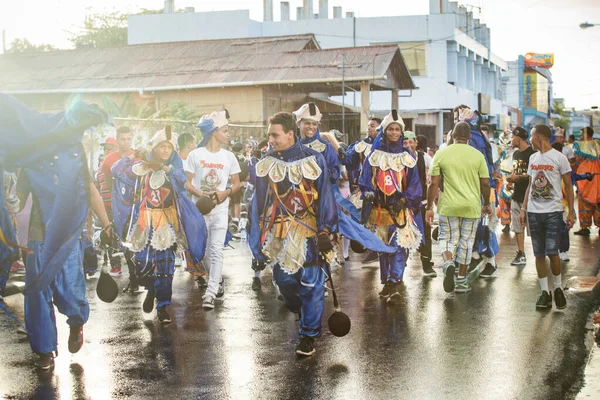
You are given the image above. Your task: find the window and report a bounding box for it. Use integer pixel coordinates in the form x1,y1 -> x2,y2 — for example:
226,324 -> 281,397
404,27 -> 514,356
398,42 -> 427,77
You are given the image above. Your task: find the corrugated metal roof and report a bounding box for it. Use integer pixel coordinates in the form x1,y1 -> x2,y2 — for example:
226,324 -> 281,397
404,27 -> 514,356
0,35 -> 415,94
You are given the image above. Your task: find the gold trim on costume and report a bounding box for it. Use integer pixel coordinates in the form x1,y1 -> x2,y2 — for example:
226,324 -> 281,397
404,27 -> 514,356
354,141 -> 372,155
368,149 -> 416,172
304,139 -> 327,153
256,156 -> 322,184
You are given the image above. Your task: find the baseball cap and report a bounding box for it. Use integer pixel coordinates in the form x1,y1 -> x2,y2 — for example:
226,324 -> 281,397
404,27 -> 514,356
512,126 -> 528,140
101,137 -> 118,147
404,131 -> 416,140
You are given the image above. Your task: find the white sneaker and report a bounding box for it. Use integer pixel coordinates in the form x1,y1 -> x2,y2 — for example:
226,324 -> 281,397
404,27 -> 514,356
202,295 -> 215,310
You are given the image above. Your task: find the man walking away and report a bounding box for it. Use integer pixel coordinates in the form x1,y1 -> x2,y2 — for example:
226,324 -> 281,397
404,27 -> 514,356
519,125 -> 574,310
426,122 -> 492,293
507,127 -> 535,266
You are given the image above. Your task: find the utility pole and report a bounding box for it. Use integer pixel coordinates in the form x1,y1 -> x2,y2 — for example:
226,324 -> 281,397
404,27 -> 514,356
341,54 -> 345,135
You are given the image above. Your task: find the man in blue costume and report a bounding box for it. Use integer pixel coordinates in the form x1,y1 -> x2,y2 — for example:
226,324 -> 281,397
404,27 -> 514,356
454,105 -> 500,278
346,117 -> 382,264
249,111 -> 337,356
0,94 -> 111,370
112,126 -> 207,323
359,110 -> 424,305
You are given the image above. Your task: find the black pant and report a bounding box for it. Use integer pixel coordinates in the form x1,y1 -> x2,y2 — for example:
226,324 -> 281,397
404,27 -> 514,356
419,206 -> 432,267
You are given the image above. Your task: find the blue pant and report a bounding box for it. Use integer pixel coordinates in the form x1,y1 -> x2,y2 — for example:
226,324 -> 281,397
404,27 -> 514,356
272,263 -> 326,338
25,240 -> 89,354
378,225 -> 408,284
134,247 -> 175,309
0,260 -> 9,297
528,212 -> 562,258
559,219 -> 569,253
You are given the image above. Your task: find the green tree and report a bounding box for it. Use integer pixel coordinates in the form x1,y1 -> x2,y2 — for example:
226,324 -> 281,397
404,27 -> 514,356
6,38 -> 57,54
69,11 -> 128,48
552,100 -> 570,131
68,9 -> 171,49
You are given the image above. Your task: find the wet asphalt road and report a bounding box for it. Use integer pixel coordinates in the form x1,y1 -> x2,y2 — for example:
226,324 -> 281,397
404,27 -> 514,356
1,228 -> 599,400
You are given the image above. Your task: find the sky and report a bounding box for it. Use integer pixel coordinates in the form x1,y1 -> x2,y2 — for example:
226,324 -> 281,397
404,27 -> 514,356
1,0 -> 599,110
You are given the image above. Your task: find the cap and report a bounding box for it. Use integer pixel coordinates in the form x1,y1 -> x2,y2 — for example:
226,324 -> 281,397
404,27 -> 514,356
404,131 -> 416,140
380,109 -> 405,132
150,126 -> 177,149
101,137 -> 118,147
293,102 -> 322,123
512,126 -> 528,140
554,128 -> 565,137
197,110 -> 229,135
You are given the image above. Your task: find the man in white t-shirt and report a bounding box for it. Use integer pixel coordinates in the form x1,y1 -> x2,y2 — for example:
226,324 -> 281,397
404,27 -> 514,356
185,110 -> 241,310
553,128 -> 575,167
519,124 -> 574,311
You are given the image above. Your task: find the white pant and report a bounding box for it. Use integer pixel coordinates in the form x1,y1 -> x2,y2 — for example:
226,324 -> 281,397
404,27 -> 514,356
204,210 -> 228,298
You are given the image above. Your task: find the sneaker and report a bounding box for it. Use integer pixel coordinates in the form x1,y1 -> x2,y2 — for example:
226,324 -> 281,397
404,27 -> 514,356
251,277 -> 262,291
344,256 -> 350,262
387,284 -> 402,305
362,251 -> 378,264
202,295 -> 215,310
510,251 -> 527,266
443,261 -> 455,293
554,288 -> 567,310
277,294 -> 284,302
34,353 -> 55,370
535,290 -> 552,309
109,266 -> 122,277
10,261 -> 25,273
157,307 -> 171,324
196,276 -> 208,289
559,252 -> 570,262
68,325 -> 84,354
468,257 -> 482,274
574,228 -> 590,236
378,282 -> 395,298
143,288 -> 155,313
479,263 -> 497,278
295,335 -> 316,356
502,224 -> 510,233
216,278 -> 225,298
454,278 -> 472,293
422,263 -> 437,277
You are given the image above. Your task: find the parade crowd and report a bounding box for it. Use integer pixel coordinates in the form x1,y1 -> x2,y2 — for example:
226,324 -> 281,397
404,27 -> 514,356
1,95 -> 599,369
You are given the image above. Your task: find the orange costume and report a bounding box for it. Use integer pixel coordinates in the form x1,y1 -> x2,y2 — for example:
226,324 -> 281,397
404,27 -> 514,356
573,129 -> 600,229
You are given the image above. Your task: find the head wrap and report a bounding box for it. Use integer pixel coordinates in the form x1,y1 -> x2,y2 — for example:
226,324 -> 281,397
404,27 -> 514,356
457,107 -> 480,130
404,131 -> 416,140
379,109 -> 405,133
150,126 -> 177,149
293,102 -> 322,123
197,110 -> 229,147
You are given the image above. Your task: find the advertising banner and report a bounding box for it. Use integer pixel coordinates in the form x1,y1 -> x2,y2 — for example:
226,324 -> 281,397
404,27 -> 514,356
524,53 -> 554,68
524,71 -> 537,109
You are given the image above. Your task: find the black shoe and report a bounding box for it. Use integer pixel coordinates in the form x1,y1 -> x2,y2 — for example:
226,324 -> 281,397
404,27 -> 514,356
378,282 -> 395,298
386,284 -> 402,305
277,294 -> 284,302
143,289 -> 155,313
554,287 -> 567,310
510,251 -> 527,266
468,257 -> 482,274
68,325 -> 84,354
216,278 -> 225,298
536,290 -> 552,309
362,251 -> 378,264
196,276 -> 208,289
502,224 -> 511,233
157,307 -> 171,324
251,277 -> 261,291
295,335 -> 316,356
34,353 -> 55,370
344,256 -> 350,261
479,263 -> 497,278
422,263 -> 437,277
574,228 -> 590,236
443,262 -> 455,293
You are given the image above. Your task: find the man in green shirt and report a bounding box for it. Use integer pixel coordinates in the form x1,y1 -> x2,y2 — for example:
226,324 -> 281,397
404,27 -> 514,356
425,122 -> 492,293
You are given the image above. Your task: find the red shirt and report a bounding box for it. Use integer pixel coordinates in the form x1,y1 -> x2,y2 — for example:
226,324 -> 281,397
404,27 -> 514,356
100,150 -> 133,211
